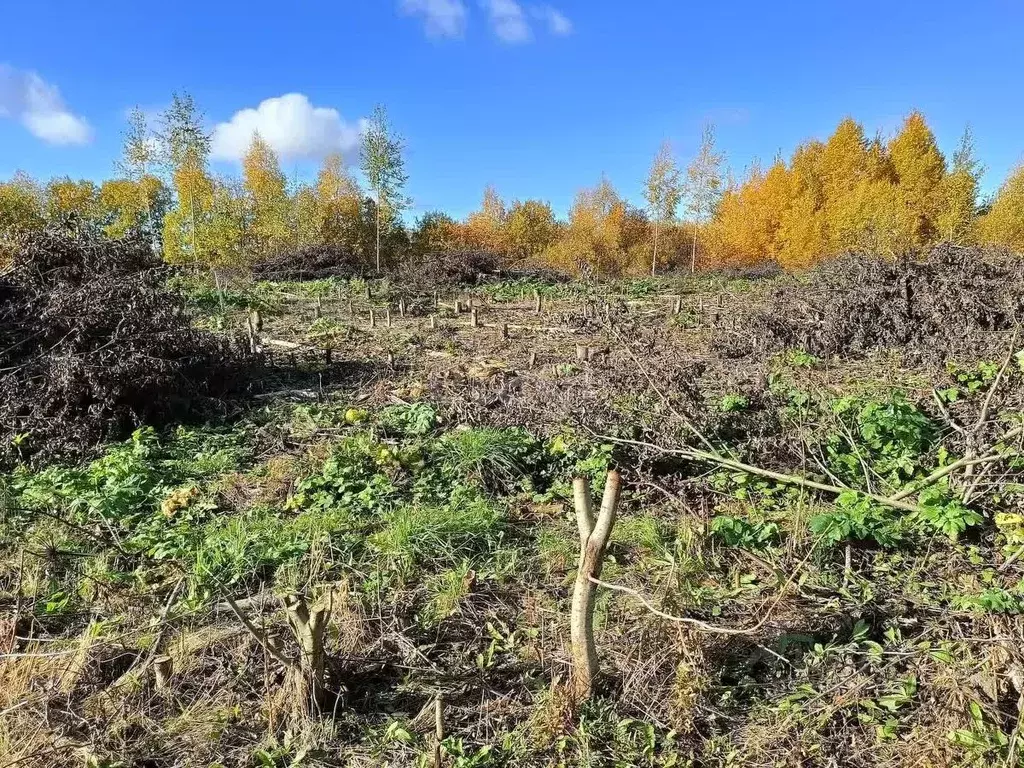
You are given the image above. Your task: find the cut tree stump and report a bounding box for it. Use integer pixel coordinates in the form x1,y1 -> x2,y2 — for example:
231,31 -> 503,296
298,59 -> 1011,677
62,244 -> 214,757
284,593 -> 330,715
570,470 -> 621,701
154,655 -> 173,689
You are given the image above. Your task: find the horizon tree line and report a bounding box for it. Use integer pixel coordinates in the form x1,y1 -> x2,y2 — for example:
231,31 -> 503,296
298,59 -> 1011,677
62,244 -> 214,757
2,95 -> 1023,277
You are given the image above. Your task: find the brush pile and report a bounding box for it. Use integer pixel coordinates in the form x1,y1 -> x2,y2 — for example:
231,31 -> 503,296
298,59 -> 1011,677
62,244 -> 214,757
744,243 -> 1024,360
251,244 -> 366,281
0,228 -> 245,466
399,250 -> 502,290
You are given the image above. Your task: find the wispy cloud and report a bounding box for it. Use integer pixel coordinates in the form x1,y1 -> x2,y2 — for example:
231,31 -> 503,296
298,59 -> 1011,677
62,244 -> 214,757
399,0 -> 468,39
0,64 -> 92,145
482,0 -> 531,43
532,5 -> 573,36
398,0 -> 571,43
210,93 -> 366,163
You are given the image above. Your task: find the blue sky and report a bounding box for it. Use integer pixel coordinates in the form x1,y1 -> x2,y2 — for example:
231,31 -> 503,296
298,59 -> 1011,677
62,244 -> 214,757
2,0 -> 1023,220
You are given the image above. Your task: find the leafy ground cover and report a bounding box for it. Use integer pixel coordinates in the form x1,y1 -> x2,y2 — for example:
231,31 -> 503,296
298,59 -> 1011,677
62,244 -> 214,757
3,253 -> 1024,767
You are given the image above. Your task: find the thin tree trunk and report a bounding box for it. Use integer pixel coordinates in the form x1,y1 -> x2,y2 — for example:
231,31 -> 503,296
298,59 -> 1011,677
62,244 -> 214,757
651,220 -> 659,277
375,190 -> 382,274
690,217 -> 698,274
190,191 -> 198,264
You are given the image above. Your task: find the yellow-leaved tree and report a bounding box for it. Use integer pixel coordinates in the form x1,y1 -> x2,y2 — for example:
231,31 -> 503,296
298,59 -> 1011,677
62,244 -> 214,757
0,173 -> 45,265
506,199 -> 559,263
242,133 -> 290,258
549,175 -> 628,277
776,140 -> 827,268
710,158 -> 793,266
306,153 -> 364,258
99,176 -> 167,239
887,111 -> 946,251
936,127 -> 981,243
205,178 -> 250,270
162,146 -> 215,266
0,173 -> 45,233
159,93 -> 215,266
463,186 -> 509,254
979,165 -> 1024,253
45,178 -> 101,224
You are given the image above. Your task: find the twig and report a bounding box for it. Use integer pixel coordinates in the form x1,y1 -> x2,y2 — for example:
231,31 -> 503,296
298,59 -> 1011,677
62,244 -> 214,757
223,593 -> 294,669
932,389 -> 967,437
974,328 -> 1019,436
595,432 -> 926,515
609,327 -> 722,456
887,454 -> 1004,501
115,578 -> 185,685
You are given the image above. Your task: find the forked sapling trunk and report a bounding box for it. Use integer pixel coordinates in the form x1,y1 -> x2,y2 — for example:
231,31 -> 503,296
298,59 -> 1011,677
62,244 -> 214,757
570,470 -> 621,701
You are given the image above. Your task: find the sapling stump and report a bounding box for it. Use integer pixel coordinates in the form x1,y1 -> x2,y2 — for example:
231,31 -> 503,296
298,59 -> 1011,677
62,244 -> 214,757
570,470 -> 622,701
154,655 -> 173,689
284,593 -> 330,715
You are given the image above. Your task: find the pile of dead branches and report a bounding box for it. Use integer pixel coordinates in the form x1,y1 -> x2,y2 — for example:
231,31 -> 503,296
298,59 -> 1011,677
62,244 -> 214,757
251,244 -> 367,281
0,227 -> 247,466
740,243 -> 1024,360
399,250 -> 502,291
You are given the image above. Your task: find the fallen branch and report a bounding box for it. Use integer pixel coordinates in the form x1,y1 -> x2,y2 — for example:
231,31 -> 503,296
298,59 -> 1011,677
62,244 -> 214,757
223,593 -> 293,669
595,433 -> 927,514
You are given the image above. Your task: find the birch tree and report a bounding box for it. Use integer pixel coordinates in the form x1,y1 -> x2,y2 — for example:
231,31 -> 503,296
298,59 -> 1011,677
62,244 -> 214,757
644,141 -> 682,275
158,93 -> 213,265
360,105 -> 409,272
685,124 -> 724,273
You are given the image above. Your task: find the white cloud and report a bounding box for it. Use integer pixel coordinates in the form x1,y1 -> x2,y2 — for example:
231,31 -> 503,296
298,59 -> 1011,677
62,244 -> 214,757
482,0 -> 532,43
0,64 -> 92,145
533,5 -> 573,36
210,93 -> 366,163
400,0 -> 468,38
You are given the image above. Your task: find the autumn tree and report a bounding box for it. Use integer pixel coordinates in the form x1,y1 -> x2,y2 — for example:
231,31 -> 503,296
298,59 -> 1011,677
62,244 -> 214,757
463,185 -> 508,254
98,176 -> 169,240
120,108 -> 157,179
0,173 -> 45,233
979,164 -> 1024,253
506,199 -> 559,262
292,183 -> 319,248
205,178 -> 250,270
302,153 -> 364,257
360,105 -> 409,272
711,159 -> 793,266
817,118 -> 874,252
551,175 -> 628,278
45,178 -> 101,225
644,141 -> 682,275
112,107 -> 167,239
936,126 -> 982,243
887,111 -> 946,250
158,93 -> 214,266
685,124 -> 724,272
411,211 -> 460,255
242,133 -> 290,257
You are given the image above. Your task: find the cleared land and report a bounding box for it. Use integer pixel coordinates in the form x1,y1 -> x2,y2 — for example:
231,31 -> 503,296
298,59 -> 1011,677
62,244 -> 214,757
3,239 -> 1024,768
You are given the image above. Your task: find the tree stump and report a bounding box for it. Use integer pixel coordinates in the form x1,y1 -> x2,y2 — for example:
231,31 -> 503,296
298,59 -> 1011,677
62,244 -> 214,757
570,471 -> 621,701
284,593 -> 330,715
154,655 -> 173,689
